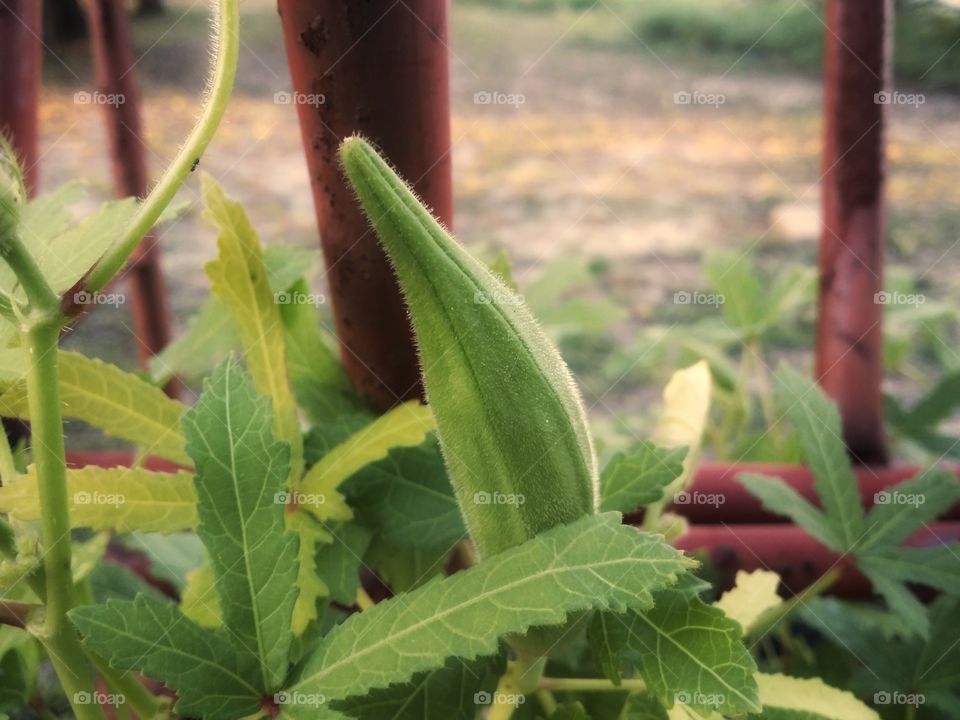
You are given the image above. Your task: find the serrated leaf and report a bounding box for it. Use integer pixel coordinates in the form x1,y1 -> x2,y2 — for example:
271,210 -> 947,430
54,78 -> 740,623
0,465 -> 195,533
283,513 -> 693,716
858,562 -> 929,638
599,441 -> 686,513
150,246 -> 317,384
617,591 -> 759,715
344,438 -> 465,550
287,510 -> 332,636
183,357 -> 299,691
18,181 -> 86,247
753,673 -> 879,720
314,523 -> 372,607
279,277 -> 363,422
1,196 -> 137,300
181,562 -> 222,628
333,655 -> 499,720
862,544 -> 960,595
70,596 -> 262,720
299,402 -> 434,521
0,350 -> 190,466
588,610 -> 629,685
714,570 -> 783,635
860,467 -> 960,551
737,474 -> 840,550
202,176 -> 302,482
364,538 -> 451,593
774,366 -> 865,549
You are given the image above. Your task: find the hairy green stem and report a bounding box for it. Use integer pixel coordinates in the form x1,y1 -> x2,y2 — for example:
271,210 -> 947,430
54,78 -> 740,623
85,0 -> 240,292
0,226 -> 102,717
489,653 -> 547,720
25,320 -> 104,720
538,677 -> 648,693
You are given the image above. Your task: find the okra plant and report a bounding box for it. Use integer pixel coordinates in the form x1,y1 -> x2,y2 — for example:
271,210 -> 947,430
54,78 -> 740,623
0,3 -> 954,720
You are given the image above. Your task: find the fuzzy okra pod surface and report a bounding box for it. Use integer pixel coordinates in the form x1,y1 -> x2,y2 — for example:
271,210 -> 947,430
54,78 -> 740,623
339,136 -> 599,564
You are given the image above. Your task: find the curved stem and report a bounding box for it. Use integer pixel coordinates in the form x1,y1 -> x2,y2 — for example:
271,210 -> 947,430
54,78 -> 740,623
25,319 -> 104,720
84,0 -> 240,292
538,677 -> 647,693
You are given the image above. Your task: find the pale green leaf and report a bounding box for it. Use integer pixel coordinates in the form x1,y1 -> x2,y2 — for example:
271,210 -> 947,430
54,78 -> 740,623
202,175 -> 302,482
0,350 -> 190,466
299,402 -> 434,521
654,361 -> 711,497
183,357 -> 299,691
71,596 -> 262,720
599,441 -> 686,513
284,513 -> 693,715
150,245 -> 317,384
774,366 -> 865,549
0,465 -> 195,533
714,570 -> 783,635
181,562 -> 222,628
754,673 -> 880,720
287,509 -> 332,636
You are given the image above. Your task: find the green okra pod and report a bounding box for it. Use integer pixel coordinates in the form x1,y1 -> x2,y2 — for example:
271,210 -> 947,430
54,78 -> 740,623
339,136 -> 599,560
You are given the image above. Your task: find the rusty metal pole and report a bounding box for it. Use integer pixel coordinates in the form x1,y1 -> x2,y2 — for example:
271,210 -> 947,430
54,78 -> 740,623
85,0 -> 178,394
815,0 -> 890,465
0,0 -> 43,194
276,0 -> 453,410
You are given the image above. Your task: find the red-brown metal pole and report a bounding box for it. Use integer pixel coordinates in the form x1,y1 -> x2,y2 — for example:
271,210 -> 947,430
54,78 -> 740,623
276,0 -> 453,410
0,0 -> 43,194
815,0 -> 890,464
85,0 -> 178,394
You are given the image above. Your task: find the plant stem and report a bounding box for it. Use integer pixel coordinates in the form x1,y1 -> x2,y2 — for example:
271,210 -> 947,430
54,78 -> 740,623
24,319 -> 104,720
356,587 -> 376,611
535,689 -> 558,715
488,653 -> 546,720
0,226 -> 103,718
538,677 -> 648,693
85,0 -> 240,292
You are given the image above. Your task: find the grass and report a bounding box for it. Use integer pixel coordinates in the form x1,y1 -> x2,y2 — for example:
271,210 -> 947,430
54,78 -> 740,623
465,0 -> 960,88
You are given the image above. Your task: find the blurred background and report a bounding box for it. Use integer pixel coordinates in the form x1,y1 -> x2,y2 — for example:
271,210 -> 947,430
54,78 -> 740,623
33,0 -> 960,460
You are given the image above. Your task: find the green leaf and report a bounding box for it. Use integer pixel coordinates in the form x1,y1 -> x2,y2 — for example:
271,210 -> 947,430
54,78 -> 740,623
618,591 -> 759,715
1,196 -> 137,300
70,596 -> 262,720
753,673 -> 879,720
183,357 -> 299,691
549,702 -> 590,719
861,544 -> 960,595
340,136 -> 598,559
713,570 -> 783,635
599,442 -> 686,514
0,351 -> 190,465
364,538 -> 451,593
0,465 -> 195,533
279,277 -> 363,422
344,438 -> 465,550
774,366 -> 865,549
287,510 -> 332,636
737,474 -> 840,550
181,561 -> 222,628
150,245 -> 318,384
314,523 -> 372,606
860,467 -> 960,551
284,513 -> 693,715
588,610 -> 629,685
202,176 -> 302,482
333,655 -> 500,719
858,563 -> 929,638
18,181 -> 85,248
299,401 -> 434,521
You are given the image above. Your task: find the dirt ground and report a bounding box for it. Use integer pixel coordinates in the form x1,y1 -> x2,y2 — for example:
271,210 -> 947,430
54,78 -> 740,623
34,1 -> 960,444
